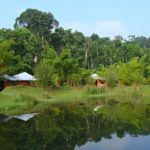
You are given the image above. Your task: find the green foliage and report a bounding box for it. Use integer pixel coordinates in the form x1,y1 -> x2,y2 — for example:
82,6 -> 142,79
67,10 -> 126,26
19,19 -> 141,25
86,86 -> 106,95
0,40 -> 15,74
0,85 -> 150,115
104,65 -> 119,87
14,8 -> 59,40
114,85 -> 142,102
78,68 -> 92,84
42,47 -> 57,62
99,58 -> 147,86
0,28 -> 43,74
51,74 -> 61,87
52,50 -> 79,86
125,58 -> 145,85
0,8 -> 150,87
35,62 -> 53,88
117,58 -> 145,85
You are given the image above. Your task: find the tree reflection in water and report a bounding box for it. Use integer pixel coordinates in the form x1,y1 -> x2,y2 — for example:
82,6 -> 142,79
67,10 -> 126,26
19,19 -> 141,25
0,103 -> 150,150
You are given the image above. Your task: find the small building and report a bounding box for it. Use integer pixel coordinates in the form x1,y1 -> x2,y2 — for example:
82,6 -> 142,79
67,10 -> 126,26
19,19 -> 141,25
12,72 -> 36,86
0,75 -> 14,91
91,74 -> 105,88
0,80 -> 4,91
0,72 -> 36,91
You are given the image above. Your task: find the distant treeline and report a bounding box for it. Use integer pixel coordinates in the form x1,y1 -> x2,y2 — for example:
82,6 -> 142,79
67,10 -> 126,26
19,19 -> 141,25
0,9 -> 150,87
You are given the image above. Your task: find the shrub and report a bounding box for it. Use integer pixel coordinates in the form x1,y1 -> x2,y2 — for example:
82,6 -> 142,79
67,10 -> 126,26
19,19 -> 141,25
35,62 -> 53,88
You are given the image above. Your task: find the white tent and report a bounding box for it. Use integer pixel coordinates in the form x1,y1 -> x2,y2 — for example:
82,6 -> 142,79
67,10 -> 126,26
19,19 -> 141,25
91,74 -> 98,79
13,72 -> 36,81
91,74 -> 104,80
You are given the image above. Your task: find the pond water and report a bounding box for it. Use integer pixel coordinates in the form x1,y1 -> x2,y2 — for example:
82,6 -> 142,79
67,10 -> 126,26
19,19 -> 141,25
75,134 -> 150,150
0,103 -> 150,150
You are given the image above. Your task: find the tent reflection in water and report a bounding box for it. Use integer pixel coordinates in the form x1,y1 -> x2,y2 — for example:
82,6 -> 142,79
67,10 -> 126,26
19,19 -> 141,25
0,72 -> 37,91
91,74 -> 105,88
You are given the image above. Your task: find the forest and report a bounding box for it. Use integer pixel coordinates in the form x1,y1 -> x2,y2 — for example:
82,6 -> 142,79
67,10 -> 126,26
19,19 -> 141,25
0,9 -> 150,88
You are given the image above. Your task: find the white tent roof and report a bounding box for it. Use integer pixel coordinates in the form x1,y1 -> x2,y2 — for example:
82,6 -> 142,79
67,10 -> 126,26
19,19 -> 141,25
3,75 -> 15,81
13,72 -> 36,81
91,73 -> 104,80
91,74 -> 98,79
3,72 -> 36,81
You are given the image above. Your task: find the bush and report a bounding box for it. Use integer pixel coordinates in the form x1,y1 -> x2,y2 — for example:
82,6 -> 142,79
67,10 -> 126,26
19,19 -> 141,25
105,65 -> 118,87
35,62 -> 53,88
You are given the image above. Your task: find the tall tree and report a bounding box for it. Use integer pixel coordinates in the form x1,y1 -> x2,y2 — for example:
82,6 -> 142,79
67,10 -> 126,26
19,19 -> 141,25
14,9 -> 59,41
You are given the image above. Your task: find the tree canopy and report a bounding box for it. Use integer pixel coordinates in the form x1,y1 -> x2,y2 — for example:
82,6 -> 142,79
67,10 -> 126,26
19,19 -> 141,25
14,9 -> 59,40
0,9 -> 150,87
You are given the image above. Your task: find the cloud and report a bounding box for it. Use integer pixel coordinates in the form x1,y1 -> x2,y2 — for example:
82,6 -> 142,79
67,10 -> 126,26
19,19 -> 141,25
62,21 -> 129,38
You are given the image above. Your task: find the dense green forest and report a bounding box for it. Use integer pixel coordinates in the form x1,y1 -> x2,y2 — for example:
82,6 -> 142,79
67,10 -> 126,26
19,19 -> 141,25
0,9 -> 150,87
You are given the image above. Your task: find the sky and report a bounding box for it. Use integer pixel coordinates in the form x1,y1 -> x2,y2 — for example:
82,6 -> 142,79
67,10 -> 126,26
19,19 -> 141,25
1,0 -> 150,38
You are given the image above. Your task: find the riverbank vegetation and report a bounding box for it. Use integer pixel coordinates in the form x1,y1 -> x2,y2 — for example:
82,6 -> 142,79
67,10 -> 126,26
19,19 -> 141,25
0,85 -> 150,115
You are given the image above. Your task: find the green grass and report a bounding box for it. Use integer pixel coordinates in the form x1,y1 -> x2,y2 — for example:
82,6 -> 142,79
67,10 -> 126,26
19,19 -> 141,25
0,86 -> 51,115
0,85 -> 150,115
112,85 -> 150,104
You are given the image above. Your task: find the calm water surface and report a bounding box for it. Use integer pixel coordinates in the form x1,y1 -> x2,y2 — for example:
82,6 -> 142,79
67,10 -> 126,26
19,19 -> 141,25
0,103 -> 150,150
75,134 -> 150,150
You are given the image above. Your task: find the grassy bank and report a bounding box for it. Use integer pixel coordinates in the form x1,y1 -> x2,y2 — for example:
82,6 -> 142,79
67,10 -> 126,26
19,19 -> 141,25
0,85 -> 150,115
